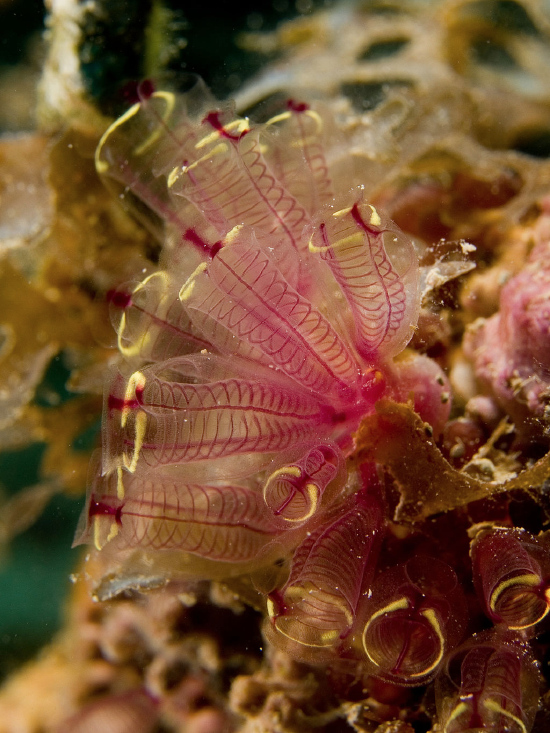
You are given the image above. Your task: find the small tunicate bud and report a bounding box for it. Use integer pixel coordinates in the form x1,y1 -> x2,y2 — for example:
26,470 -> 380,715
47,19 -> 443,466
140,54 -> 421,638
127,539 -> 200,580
471,525 -> 550,631
263,443 -> 344,523
358,556 -> 467,685
436,629 -> 539,733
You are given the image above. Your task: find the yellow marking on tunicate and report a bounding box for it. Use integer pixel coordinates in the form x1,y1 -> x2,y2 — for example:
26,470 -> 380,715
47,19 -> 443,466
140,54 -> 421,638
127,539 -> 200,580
263,467 -> 320,523
96,92 -> 176,173
93,516 -> 104,550
116,271 -> 172,356
406,607 -> 445,677
95,101 -> 141,173
93,516 -> 117,551
296,484 -> 319,522
443,701 -> 470,732
141,270 -> 171,289
308,232 -> 363,254
368,205 -> 381,227
196,119 -> 250,149
274,617 -> 340,648
362,597 -> 410,664
106,521 -> 119,544
274,483 -> 318,523
167,166 -> 181,189
305,109 -> 322,131
265,109 -> 323,134
284,582 -> 354,629
483,699 -> 527,733
308,109 -> 322,126
168,141 -> 232,189
133,91 -> 176,155
268,593 -> 342,645
368,597 -> 410,623
117,311 -> 133,355
123,409 -> 147,473
179,263 -> 208,302
223,224 -> 244,245
117,315 -> 152,358
265,111 -> 292,126
283,583 -> 312,602
332,205 -> 353,219
262,466 -> 300,511
266,466 -> 302,484
116,467 -> 125,500
121,371 -> 146,428
186,143 -> 230,171
319,629 -> 340,644
331,203 -> 381,228
489,573 -> 546,629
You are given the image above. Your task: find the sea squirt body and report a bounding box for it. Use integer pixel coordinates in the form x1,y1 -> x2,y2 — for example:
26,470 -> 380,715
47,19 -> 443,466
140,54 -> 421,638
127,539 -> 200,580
77,78 -> 452,670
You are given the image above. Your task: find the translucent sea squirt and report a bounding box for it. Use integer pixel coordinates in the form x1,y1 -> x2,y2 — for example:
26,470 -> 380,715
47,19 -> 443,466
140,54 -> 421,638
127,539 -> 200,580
357,555 -> 467,685
265,464 -> 385,661
471,526 -> 550,632
75,78 -> 452,665
436,629 -> 539,733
